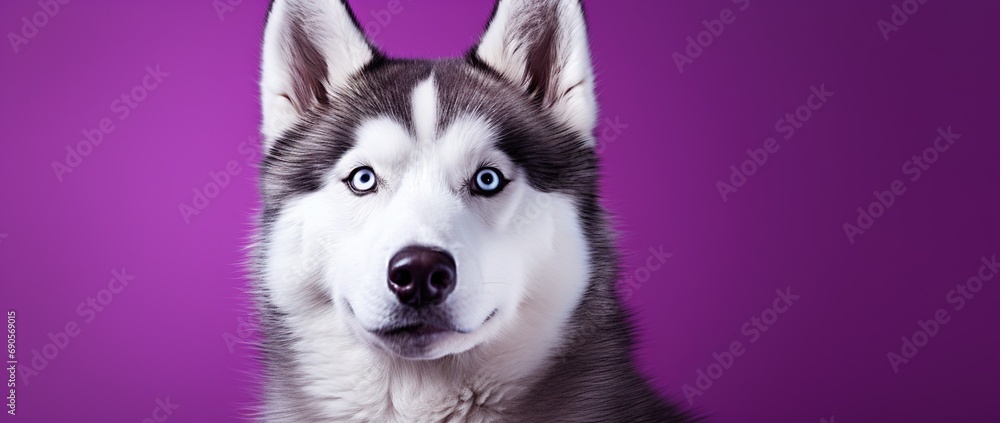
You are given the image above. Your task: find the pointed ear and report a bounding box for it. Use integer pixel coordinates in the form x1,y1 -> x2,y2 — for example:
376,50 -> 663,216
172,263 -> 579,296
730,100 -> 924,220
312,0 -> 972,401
473,0 -> 597,138
260,0 -> 379,149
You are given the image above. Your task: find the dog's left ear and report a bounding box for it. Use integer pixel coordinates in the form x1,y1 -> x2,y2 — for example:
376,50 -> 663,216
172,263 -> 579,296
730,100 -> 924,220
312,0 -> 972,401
473,0 -> 597,140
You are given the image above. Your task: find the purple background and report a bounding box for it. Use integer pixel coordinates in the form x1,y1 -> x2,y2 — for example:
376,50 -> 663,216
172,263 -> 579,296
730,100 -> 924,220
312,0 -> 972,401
2,0 -> 998,421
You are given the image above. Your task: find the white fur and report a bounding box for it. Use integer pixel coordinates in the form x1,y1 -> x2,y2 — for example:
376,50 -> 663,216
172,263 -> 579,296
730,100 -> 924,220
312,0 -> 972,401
411,75 -> 438,143
262,84 -> 591,421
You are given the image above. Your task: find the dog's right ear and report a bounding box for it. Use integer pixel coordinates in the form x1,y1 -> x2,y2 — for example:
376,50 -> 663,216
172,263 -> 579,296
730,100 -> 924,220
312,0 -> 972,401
260,0 -> 379,150
472,0 -> 597,139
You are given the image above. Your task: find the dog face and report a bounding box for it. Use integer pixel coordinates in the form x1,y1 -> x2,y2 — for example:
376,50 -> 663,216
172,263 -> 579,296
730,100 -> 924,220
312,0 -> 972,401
258,0 -> 598,361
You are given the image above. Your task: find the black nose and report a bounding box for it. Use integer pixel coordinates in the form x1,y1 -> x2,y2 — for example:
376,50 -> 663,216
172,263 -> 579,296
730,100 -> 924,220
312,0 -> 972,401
387,246 -> 457,308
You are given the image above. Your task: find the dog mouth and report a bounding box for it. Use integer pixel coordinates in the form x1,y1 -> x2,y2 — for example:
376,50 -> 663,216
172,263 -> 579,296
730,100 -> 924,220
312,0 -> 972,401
374,322 -> 458,337
357,308 -> 499,360
371,308 -> 497,337
367,321 -> 459,359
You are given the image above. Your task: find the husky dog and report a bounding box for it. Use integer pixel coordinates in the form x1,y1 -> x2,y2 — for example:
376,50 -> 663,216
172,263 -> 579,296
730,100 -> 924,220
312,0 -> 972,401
252,0 -> 695,421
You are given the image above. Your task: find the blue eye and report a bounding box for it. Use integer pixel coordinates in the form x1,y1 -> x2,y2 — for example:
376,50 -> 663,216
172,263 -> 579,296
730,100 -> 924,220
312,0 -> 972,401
346,167 -> 377,194
472,167 -> 507,196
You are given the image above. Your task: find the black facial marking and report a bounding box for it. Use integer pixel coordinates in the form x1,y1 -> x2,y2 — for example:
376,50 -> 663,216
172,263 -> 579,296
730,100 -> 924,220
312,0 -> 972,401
432,59 -> 597,198
260,59 -> 435,220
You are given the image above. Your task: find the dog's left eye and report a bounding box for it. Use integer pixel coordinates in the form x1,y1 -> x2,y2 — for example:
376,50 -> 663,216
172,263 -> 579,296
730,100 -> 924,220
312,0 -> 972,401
345,166 -> 377,195
471,167 -> 508,196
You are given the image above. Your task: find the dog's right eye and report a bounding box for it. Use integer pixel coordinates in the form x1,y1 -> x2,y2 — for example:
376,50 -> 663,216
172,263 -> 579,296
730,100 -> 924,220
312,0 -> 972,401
345,167 -> 377,195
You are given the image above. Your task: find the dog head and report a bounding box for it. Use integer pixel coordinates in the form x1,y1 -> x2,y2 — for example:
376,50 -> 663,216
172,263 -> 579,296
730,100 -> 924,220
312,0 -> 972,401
258,0 -> 599,361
